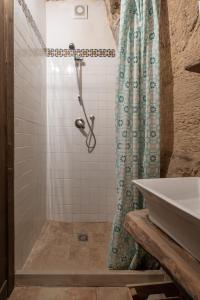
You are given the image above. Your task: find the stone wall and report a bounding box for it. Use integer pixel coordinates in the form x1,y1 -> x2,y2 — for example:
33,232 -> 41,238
104,0 -> 120,43
163,0 -> 200,177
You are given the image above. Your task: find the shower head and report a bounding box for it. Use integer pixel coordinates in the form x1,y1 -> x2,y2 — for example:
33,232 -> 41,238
69,43 -> 75,50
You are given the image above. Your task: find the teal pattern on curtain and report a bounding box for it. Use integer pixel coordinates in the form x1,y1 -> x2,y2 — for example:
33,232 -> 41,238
109,0 -> 160,270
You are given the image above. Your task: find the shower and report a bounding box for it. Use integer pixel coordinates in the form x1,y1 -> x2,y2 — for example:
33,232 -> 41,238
14,0 -> 118,279
69,43 -> 97,153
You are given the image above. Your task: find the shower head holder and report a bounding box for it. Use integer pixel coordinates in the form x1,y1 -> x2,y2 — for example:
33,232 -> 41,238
69,43 -> 75,50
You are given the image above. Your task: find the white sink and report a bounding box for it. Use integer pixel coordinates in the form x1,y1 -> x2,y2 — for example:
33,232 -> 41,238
133,177 -> 200,262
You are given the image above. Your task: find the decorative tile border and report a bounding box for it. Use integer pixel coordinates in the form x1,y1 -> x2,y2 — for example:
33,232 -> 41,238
17,0 -> 116,58
47,48 -> 116,58
17,0 -> 46,51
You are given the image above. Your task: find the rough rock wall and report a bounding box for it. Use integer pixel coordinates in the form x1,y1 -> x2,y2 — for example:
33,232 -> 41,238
104,0 -> 120,43
164,0 -> 200,177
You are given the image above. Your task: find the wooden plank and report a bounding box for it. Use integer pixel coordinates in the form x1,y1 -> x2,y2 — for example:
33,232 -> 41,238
127,282 -> 181,299
0,0 -> 14,297
4,0 -> 15,296
0,281 -> 7,300
0,1 -> 9,299
0,0 -> 14,299
15,271 -> 165,287
124,209 -> 200,300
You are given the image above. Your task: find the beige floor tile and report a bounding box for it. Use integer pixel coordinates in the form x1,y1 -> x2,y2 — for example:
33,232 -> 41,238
64,287 -> 97,300
9,287 -> 40,300
90,232 -> 110,244
9,287 -> 97,300
89,246 -> 108,271
39,221 -> 73,240
68,245 -> 90,271
97,287 -> 130,300
73,222 -> 110,235
9,287 -> 131,300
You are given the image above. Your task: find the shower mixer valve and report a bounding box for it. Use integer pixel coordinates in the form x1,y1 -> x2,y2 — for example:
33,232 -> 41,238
75,115 -> 95,130
75,118 -> 85,129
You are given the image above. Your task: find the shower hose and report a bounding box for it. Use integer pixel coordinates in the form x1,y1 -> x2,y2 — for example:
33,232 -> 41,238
74,59 -> 97,153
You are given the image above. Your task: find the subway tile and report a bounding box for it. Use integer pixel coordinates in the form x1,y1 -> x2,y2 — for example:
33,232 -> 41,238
14,0 -> 46,270
46,44 -> 117,222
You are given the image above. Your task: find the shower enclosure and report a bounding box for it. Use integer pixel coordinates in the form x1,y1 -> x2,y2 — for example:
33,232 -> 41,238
15,0 -> 117,275
14,0 -> 165,286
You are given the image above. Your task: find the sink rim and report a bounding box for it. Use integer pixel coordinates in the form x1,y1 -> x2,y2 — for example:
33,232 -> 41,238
133,177 -> 200,222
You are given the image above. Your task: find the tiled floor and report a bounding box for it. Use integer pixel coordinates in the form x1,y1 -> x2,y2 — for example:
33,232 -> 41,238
9,287 -> 130,300
22,221 -> 112,272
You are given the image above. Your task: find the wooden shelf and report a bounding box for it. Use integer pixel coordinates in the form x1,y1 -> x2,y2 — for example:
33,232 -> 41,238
185,59 -> 200,73
124,209 -> 200,300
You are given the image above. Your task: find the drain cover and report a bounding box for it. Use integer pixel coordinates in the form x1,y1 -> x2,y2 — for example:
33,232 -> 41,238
78,233 -> 88,242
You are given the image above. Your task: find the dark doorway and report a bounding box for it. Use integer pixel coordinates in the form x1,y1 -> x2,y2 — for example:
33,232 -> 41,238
0,0 -> 14,299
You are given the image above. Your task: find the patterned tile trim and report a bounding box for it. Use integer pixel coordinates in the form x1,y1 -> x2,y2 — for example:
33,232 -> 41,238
17,0 -> 46,51
47,48 -> 116,58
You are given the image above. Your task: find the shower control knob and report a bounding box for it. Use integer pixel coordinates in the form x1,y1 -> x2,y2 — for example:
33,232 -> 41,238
90,115 -> 95,121
75,118 -> 85,129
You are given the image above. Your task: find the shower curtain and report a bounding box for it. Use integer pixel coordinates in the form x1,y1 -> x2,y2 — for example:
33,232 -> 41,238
109,0 -> 160,270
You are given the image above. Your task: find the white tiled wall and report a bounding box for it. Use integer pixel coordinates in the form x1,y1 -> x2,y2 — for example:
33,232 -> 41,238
24,0 -> 46,40
46,0 -> 117,222
46,0 -> 116,49
14,0 -> 46,269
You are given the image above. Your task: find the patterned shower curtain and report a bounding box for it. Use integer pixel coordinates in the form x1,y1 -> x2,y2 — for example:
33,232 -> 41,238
109,0 -> 160,270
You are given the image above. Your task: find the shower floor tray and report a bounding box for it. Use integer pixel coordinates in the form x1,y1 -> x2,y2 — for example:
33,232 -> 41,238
16,221 -> 165,287
21,221 -> 112,273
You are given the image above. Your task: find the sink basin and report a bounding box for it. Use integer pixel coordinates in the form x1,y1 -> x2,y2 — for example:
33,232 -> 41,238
133,177 -> 200,262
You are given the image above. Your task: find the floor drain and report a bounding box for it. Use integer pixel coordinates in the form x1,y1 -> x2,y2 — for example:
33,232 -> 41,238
78,233 -> 88,242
